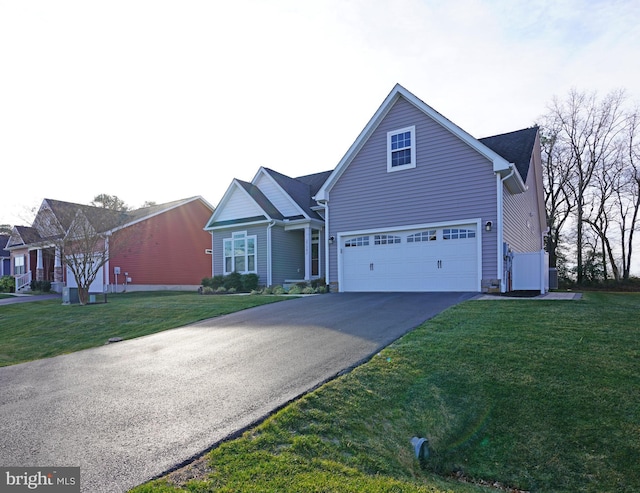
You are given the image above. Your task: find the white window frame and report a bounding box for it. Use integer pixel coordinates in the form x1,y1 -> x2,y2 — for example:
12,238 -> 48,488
387,125 -> 416,172
14,255 -> 25,275
223,231 -> 257,274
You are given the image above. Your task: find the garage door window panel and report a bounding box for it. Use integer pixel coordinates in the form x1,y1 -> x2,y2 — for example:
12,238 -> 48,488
374,234 -> 401,245
443,228 -> 476,240
407,230 -> 437,242
345,236 -> 370,247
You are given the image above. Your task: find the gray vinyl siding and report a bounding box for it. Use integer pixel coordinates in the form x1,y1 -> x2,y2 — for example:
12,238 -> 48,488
211,224 -> 269,286
328,97 -> 498,284
503,158 -> 544,253
271,226 -> 305,286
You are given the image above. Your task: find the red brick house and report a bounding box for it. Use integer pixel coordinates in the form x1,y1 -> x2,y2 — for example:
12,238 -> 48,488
6,197 -> 214,293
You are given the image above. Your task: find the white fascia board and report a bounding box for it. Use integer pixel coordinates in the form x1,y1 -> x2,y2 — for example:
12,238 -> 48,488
254,167 -> 310,220
206,218 -> 273,232
283,218 -> 325,231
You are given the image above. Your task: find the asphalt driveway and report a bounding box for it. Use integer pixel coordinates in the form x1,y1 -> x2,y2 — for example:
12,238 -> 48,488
0,292 -> 473,492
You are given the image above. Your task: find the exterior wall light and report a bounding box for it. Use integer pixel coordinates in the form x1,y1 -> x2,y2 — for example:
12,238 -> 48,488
485,221 -> 493,232
329,236 -> 335,244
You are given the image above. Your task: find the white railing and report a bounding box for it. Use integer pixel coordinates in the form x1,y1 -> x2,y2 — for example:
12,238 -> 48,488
15,272 -> 32,292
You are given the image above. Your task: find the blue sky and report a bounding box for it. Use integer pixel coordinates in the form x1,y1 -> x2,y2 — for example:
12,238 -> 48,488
1,0 -> 639,225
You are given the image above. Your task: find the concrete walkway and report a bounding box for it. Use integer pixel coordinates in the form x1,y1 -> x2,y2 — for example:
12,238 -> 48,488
473,292 -> 582,300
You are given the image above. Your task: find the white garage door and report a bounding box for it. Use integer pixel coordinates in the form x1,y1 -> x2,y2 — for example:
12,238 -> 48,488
340,224 -> 479,292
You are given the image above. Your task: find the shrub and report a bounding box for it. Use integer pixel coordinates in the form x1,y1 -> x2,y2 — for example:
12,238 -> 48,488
223,272 -> 243,291
314,285 -> 328,294
241,273 -> 259,292
215,286 -> 227,293
288,285 -> 303,294
0,275 -> 15,293
310,277 -> 326,289
202,286 -> 215,295
302,286 -> 315,294
202,275 -> 225,289
272,285 -> 285,295
29,280 -> 52,293
261,286 -> 273,295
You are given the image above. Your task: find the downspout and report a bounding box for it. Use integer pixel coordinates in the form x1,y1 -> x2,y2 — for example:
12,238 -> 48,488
105,234 -> 111,293
319,200 -> 329,286
497,166 -> 516,293
267,220 -> 276,287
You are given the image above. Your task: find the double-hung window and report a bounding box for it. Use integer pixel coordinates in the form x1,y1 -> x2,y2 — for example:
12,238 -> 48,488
223,231 -> 257,274
14,255 -> 25,275
387,125 -> 416,172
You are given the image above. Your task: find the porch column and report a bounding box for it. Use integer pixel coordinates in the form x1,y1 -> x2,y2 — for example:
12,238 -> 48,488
54,247 -> 63,283
304,225 -> 311,281
36,249 -> 44,282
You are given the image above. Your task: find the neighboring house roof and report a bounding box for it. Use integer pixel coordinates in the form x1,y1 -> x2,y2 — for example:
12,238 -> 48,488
0,235 -> 10,257
316,83 -> 527,201
7,197 -> 213,249
479,127 -> 539,182
7,226 -> 43,248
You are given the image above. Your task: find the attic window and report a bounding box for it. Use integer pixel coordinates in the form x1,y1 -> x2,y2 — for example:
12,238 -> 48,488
387,126 -> 416,172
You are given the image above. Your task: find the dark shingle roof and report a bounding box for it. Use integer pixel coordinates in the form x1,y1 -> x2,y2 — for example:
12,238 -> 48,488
0,235 -> 10,256
479,127 -> 538,181
263,168 -> 332,220
13,226 -> 43,246
236,180 -> 284,220
45,199 -> 130,233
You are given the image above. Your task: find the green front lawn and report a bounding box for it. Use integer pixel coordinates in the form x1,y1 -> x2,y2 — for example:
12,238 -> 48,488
132,292 -> 640,493
0,291 -> 289,366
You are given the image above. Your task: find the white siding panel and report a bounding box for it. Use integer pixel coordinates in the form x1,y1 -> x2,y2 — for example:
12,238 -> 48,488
216,187 -> 264,221
254,174 -> 300,217
503,160 -> 543,253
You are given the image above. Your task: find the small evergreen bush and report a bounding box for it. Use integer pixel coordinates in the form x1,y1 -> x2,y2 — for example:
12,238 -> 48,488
223,272 -> 243,291
0,275 -> 15,293
241,273 -> 259,292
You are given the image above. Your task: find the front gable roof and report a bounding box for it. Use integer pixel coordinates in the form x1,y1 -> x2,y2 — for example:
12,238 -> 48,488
6,226 -> 42,249
207,167 -> 332,230
205,179 -> 277,230
316,84 -> 526,201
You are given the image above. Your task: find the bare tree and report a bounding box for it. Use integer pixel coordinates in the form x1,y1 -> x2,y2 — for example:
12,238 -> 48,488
35,203 -> 132,305
544,89 -> 628,283
91,194 -> 129,211
540,117 -> 575,271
